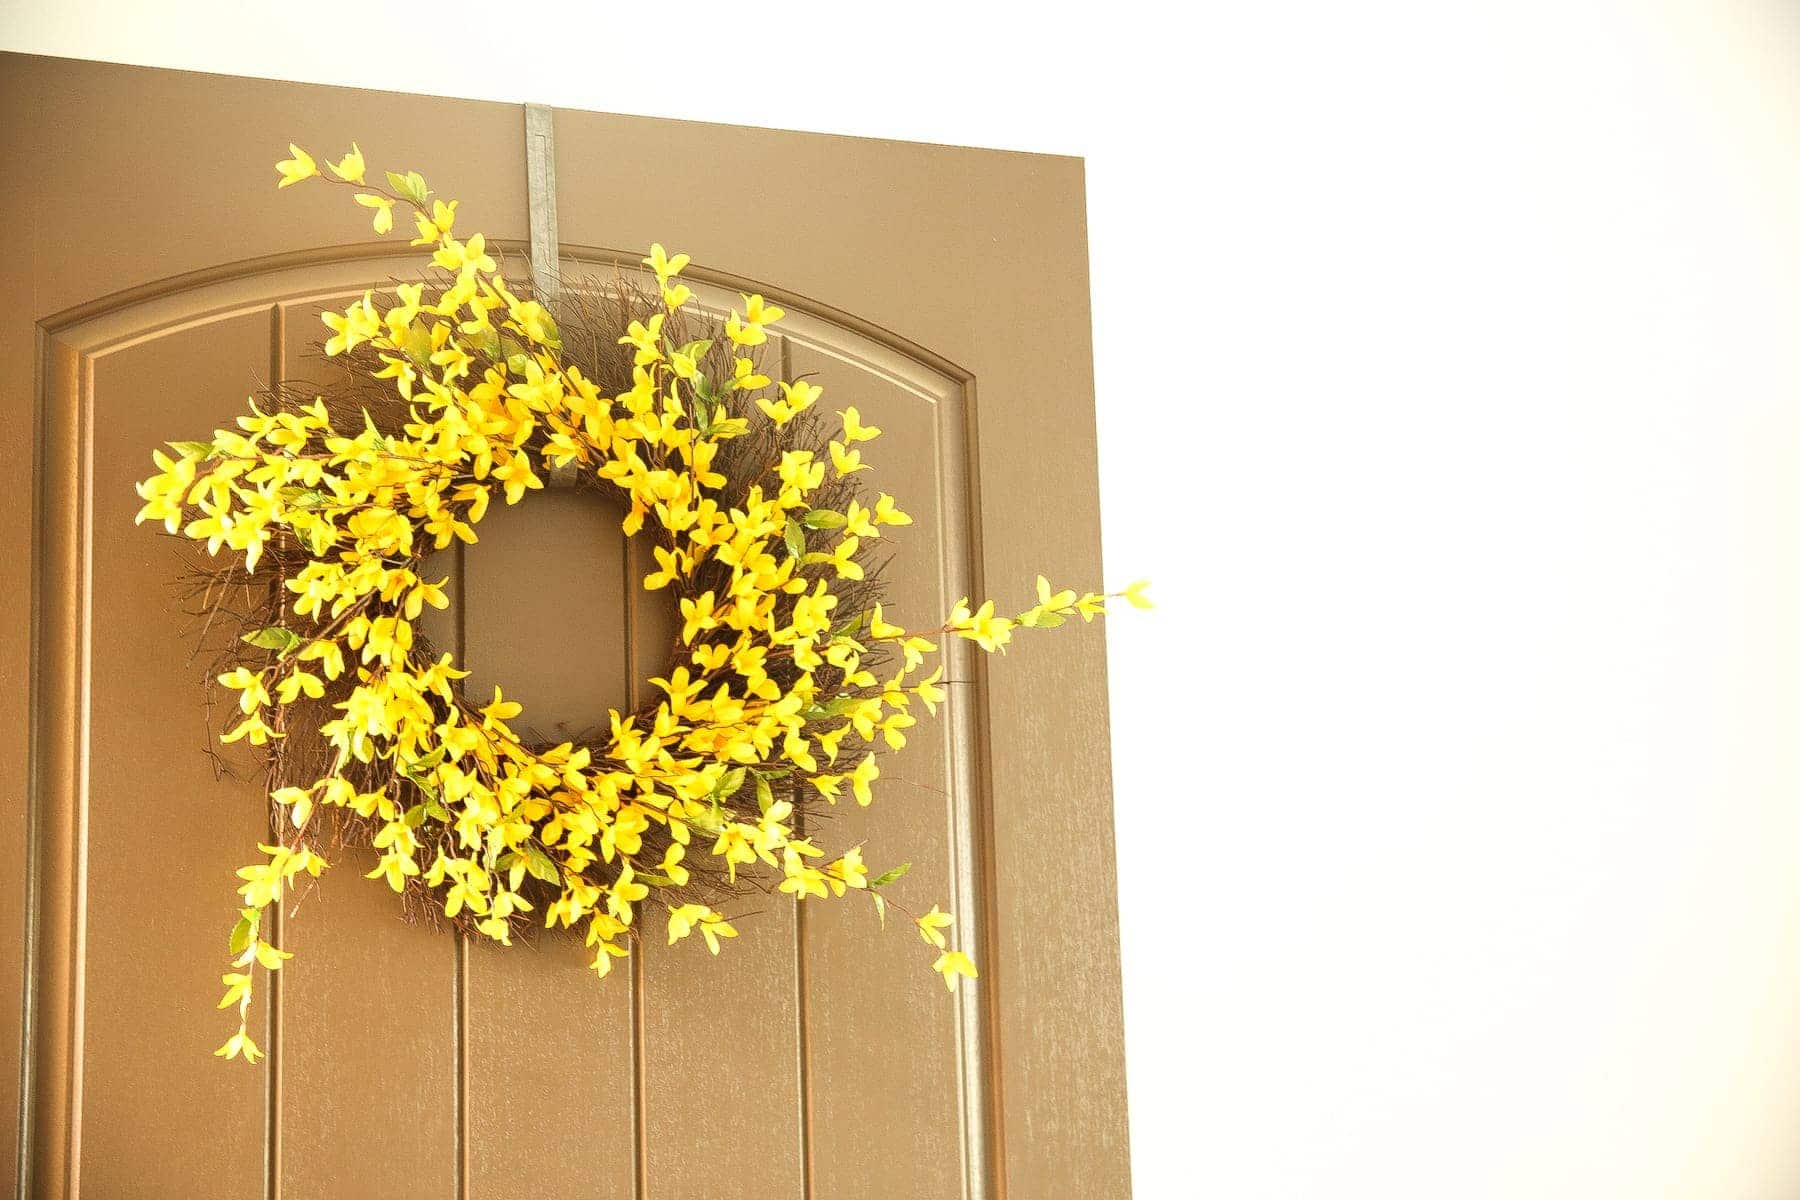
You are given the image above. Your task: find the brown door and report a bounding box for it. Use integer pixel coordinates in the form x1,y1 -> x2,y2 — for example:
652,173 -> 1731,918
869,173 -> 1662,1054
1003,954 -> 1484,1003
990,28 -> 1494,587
1,53 -> 1128,1199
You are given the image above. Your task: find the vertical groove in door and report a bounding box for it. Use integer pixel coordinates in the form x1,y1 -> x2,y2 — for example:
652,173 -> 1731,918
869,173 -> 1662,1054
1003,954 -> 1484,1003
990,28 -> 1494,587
452,538 -> 471,1200
792,789 -> 814,1200
453,934 -> 469,1199
623,531 -> 649,1200
784,334 -> 816,1200
264,303 -> 286,1200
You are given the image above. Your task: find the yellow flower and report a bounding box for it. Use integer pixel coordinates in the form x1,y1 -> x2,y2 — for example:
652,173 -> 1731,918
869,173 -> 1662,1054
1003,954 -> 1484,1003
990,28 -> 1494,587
607,863 -> 650,923
214,1029 -> 265,1063
850,753 -> 879,806
914,666 -> 946,715
868,603 -> 905,640
1123,579 -> 1154,610
322,292 -> 381,357
275,671 -> 324,703
275,144 -> 317,187
932,950 -> 978,992
826,536 -> 864,581
667,903 -> 710,946
364,850 -> 419,892
916,905 -> 954,949
839,406 -> 881,443
218,667 -> 270,714
755,379 -> 821,427
950,599 -> 1014,653
355,192 -> 394,234
730,356 -> 770,391
480,685 -> 522,729
826,846 -> 868,895
618,314 -> 666,366
829,440 -> 869,476
843,500 -> 878,539
680,591 -> 719,643
873,493 -> 912,526
328,142 -> 366,184
589,940 -> 630,978
698,914 -> 737,955
427,198 -> 458,236
432,233 -> 496,276
725,293 -> 784,346
642,243 -> 690,285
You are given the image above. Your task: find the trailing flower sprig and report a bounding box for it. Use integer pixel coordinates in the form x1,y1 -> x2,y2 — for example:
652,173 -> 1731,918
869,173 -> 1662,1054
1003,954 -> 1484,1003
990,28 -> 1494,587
137,142 -> 1148,1062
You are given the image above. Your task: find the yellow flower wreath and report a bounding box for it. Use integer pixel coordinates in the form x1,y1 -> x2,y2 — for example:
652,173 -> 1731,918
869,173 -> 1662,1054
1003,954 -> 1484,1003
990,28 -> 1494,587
136,142 -> 1149,1063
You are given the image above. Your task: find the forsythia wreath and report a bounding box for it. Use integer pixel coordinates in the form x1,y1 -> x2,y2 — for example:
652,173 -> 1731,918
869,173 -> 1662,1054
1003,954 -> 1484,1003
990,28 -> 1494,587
134,142 -> 1149,1063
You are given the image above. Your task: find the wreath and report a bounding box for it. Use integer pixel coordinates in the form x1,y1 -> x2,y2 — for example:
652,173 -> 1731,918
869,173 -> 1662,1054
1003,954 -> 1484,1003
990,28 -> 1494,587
134,141 -> 1149,1063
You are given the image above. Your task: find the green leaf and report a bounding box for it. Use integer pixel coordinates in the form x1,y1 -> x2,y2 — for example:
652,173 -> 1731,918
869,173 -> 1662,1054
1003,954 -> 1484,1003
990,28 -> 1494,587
754,772 -> 774,814
872,892 -> 887,929
386,169 -> 430,205
784,517 -> 806,560
676,338 -> 712,362
228,913 -> 256,955
714,767 -> 747,802
522,842 -> 561,885
168,440 -> 215,458
802,509 -> 847,530
406,746 -> 447,773
241,626 -> 301,653
870,862 -> 912,890
402,803 -> 428,829
685,805 -> 725,835
633,870 -> 676,888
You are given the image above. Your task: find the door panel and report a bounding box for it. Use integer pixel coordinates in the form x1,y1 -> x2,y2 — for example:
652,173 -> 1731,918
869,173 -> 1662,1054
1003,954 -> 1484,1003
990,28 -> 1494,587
629,337 -> 807,1199
84,311 -> 274,1195
270,292 -> 463,1200
6,53 -> 1126,1200
776,338 -> 979,1199
456,477 -> 638,1198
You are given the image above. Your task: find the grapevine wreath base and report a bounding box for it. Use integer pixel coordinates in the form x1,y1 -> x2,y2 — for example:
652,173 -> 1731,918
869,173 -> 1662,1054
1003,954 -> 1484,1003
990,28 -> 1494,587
134,142 -> 1149,1062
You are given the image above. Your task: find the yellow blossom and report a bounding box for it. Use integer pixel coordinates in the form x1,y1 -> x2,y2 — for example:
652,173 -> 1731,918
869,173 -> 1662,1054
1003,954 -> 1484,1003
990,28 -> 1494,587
916,905 -> 954,950
932,950 -> 979,992
275,144 -> 316,187
328,142 -> 366,184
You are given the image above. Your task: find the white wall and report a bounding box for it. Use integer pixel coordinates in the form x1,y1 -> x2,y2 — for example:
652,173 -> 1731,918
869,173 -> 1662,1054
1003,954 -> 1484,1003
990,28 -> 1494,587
7,2 -> 1800,1194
